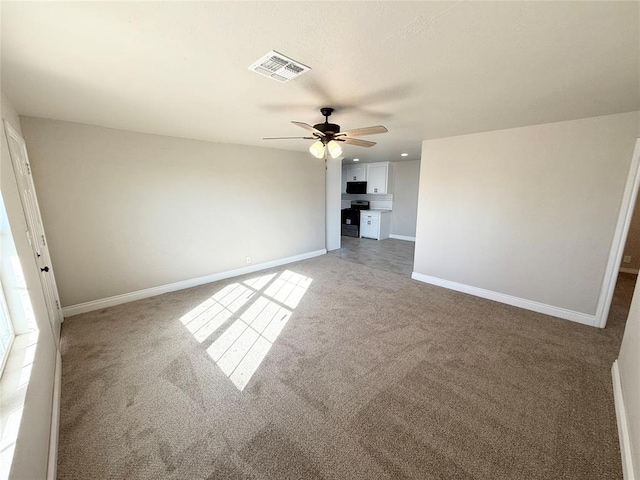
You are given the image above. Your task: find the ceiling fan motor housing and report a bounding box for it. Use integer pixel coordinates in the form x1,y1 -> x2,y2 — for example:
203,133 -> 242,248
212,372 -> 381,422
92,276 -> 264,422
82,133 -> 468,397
314,122 -> 341,137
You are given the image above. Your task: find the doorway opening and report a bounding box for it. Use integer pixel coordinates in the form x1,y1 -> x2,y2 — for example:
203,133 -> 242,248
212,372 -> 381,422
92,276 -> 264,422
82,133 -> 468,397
334,159 -> 420,277
597,140 -> 640,328
607,186 -> 640,328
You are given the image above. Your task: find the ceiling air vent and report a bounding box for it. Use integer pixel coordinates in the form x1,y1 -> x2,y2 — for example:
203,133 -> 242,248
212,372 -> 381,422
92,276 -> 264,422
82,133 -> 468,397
248,50 -> 310,83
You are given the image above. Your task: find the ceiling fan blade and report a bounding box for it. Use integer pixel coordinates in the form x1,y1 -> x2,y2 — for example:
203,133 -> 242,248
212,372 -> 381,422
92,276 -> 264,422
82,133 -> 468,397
263,136 -> 315,140
338,126 -> 388,137
339,138 -> 376,147
291,121 -> 325,137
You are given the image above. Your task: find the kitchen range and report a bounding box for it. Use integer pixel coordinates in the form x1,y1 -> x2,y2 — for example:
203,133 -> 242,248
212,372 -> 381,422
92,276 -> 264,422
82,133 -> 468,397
341,200 -> 392,240
341,200 -> 370,237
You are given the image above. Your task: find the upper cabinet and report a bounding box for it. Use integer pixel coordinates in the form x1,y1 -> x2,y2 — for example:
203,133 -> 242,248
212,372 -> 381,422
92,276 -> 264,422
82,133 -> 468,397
345,164 -> 366,182
342,161 -> 394,194
342,166 -> 348,194
366,162 -> 393,194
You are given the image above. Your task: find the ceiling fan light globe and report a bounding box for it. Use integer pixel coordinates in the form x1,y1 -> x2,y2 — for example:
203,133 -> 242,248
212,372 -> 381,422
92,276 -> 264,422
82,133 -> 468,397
309,140 -> 325,159
327,140 -> 342,159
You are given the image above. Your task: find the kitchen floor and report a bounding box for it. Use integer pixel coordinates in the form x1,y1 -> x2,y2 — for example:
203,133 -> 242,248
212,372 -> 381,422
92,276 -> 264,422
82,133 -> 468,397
329,236 -> 415,276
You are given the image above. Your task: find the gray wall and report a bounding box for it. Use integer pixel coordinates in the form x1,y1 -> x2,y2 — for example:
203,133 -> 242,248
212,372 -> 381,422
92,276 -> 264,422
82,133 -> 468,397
20,117 -> 326,307
618,275 -> 640,476
414,111 -> 639,316
2,93 -> 57,480
391,160 -> 420,238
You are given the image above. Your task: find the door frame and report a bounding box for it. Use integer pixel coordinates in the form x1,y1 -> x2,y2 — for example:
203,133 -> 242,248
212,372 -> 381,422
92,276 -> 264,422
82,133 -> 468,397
596,138 -> 640,328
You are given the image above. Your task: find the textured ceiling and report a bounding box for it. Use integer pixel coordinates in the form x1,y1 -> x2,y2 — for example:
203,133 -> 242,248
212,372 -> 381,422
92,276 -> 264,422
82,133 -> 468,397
2,1 -> 639,164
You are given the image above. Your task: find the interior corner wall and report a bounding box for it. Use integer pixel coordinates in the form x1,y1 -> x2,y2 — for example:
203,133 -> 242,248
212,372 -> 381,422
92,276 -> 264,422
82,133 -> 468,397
1,93 -> 57,480
19,117 -> 326,307
414,111 -> 640,317
391,160 -> 420,238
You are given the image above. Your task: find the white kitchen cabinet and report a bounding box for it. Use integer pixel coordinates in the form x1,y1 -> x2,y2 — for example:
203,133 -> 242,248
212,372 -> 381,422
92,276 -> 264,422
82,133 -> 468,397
360,210 -> 391,240
360,212 -> 378,239
344,164 -> 366,182
342,166 -> 348,193
366,162 -> 393,194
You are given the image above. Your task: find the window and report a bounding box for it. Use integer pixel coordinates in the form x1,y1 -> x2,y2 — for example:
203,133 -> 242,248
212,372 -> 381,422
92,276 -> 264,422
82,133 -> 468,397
0,281 -> 14,376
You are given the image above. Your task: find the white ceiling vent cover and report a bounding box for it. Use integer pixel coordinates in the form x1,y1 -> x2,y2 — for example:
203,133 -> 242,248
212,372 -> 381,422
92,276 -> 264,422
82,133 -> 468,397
248,51 -> 311,83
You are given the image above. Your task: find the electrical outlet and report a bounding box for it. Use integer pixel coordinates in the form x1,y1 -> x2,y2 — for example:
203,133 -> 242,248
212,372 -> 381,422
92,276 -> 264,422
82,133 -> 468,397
623,255 -> 631,264
246,256 -> 251,264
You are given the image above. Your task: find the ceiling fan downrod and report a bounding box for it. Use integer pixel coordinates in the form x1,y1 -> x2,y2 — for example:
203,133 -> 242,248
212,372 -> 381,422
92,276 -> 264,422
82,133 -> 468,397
314,107 -> 340,138
320,107 -> 334,121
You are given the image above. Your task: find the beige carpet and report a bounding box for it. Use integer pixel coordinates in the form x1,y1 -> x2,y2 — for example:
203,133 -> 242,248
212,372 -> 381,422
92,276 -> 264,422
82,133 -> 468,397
57,255 -> 633,479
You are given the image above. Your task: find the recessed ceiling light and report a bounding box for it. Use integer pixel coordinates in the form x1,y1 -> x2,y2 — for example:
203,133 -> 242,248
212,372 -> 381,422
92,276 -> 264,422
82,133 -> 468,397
401,153 -> 408,157
353,158 -> 359,162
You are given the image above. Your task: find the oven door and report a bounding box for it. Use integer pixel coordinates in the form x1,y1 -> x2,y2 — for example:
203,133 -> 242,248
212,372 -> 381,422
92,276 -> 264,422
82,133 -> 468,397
341,209 -> 360,237
342,208 -> 360,226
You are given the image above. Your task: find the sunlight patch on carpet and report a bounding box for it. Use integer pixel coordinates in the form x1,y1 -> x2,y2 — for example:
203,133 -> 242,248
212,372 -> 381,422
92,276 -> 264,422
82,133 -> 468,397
179,270 -> 311,391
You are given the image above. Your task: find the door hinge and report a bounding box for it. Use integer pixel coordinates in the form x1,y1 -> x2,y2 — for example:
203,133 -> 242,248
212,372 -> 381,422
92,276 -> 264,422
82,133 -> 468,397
41,234 -> 46,246
25,162 -> 31,175
56,300 -> 60,309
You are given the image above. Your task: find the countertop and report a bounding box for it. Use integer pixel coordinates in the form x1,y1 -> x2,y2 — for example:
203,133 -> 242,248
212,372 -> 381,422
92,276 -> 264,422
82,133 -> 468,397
362,209 -> 392,213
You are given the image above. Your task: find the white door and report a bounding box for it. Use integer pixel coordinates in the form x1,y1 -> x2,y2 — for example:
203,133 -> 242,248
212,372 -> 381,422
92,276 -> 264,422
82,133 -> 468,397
4,121 -> 63,336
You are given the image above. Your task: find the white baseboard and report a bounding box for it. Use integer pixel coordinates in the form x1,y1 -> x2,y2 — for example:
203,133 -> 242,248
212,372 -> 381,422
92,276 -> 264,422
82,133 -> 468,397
612,360 -> 636,480
62,249 -> 327,317
47,350 -> 61,480
389,234 -> 416,242
410,272 -> 597,327
620,267 -> 639,275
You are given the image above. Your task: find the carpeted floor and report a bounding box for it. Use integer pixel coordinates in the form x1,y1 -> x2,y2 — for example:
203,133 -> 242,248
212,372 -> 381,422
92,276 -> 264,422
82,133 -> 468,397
57,254 -> 634,479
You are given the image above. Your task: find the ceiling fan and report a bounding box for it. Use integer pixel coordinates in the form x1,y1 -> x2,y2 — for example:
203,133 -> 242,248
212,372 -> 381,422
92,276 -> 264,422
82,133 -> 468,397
263,107 -> 388,159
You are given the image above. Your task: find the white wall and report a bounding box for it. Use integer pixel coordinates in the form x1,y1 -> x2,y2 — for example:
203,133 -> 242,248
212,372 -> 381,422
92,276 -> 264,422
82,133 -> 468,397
617,275 -> 640,477
1,93 -> 57,480
391,160 -> 420,238
414,111 -> 640,318
326,156 -> 341,251
20,117 -> 326,307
